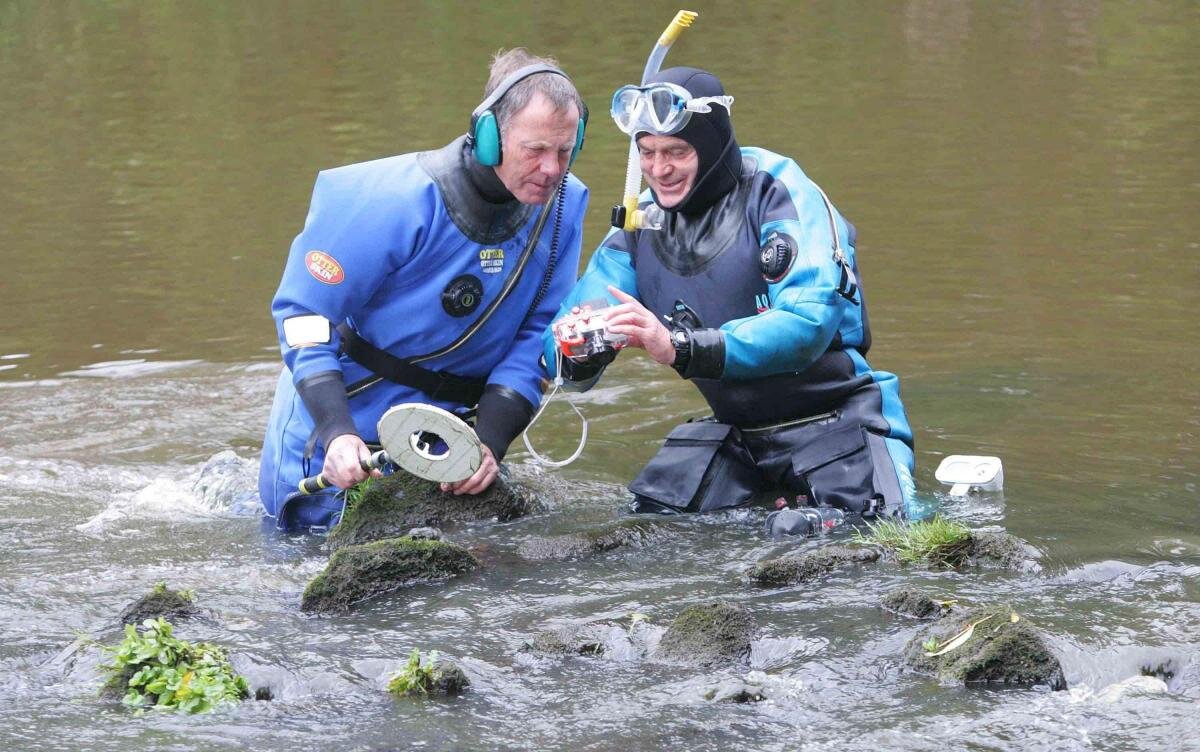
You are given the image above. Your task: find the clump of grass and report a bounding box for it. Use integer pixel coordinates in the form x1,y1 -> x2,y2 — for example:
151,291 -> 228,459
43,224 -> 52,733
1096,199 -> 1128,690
854,516 -> 972,567
101,618 -> 248,713
387,648 -> 440,697
342,477 -> 376,512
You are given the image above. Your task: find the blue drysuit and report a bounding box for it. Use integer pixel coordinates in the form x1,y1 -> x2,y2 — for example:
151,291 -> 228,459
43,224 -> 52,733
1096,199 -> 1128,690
261,137 -> 588,529
544,145 -> 915,518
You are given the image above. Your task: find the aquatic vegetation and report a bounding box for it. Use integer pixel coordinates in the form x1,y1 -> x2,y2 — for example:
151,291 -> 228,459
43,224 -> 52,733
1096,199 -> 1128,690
387,648 -> 469,697
388,648 -> 440,696
855,516 -> 972,567
101,618 -> 249,713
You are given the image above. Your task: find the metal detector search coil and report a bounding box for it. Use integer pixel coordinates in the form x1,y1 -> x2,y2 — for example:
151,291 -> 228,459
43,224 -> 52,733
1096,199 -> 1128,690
377,403 -> 483,483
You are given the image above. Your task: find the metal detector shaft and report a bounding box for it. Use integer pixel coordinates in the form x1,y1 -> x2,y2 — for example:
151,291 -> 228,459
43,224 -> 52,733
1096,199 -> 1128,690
297,450 -> 390,495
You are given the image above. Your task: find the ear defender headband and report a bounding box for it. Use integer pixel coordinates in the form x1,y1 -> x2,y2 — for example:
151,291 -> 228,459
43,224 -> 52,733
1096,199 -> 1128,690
468,64 -> 587,168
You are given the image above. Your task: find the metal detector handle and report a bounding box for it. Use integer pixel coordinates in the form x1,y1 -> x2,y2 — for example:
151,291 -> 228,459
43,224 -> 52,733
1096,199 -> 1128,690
297,450 -> 390,495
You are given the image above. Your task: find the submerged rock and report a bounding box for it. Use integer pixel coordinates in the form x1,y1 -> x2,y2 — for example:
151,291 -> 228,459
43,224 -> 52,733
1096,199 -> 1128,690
524,619 -> 658,660
118,582 -> 200,626
881,588 -> 951,620
702,677 -> 768,703
301,536 -> 480,614
192,450 -> 261,515
328,472 -> 538,550
903,605 -> 1066,690
518,519 -> 677,561
748,545 -> 881,587
654,602 -> 756,668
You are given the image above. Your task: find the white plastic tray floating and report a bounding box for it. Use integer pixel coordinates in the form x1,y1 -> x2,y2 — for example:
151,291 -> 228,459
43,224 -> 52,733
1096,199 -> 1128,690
934,455 -> 1004,497
377,403 -> 482,483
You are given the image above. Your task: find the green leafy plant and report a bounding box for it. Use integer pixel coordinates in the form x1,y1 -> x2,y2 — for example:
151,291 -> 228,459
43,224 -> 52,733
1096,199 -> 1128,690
152,581 -> 195,602
101,618 -> 249,713
387,648 -> 440,697
853,516 -> 972,567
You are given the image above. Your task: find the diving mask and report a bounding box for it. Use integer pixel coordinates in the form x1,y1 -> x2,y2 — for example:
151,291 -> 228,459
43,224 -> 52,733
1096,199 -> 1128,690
610,82 -> 734,137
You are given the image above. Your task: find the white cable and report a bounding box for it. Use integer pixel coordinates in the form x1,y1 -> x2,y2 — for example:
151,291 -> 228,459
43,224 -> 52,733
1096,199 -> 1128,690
522,349 -> 589,468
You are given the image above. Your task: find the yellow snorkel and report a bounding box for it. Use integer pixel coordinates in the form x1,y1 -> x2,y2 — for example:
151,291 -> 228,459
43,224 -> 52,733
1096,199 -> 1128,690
610,10 -> 698,232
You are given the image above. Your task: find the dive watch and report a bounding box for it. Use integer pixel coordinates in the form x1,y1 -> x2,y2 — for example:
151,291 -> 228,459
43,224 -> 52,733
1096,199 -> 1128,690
670,328 -> 692,376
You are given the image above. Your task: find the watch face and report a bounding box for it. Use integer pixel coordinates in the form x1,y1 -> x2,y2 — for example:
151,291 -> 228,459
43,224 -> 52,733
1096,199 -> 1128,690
673,330 -> 688,344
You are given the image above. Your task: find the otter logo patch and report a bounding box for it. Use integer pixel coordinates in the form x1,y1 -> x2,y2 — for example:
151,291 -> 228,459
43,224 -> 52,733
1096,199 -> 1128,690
479,248 -> 504,274
759,232 -> 796,283
306,250 -> 344,285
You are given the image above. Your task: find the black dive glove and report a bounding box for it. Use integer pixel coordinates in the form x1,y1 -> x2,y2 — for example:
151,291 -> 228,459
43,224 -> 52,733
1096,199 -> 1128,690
559,347 -> 616,382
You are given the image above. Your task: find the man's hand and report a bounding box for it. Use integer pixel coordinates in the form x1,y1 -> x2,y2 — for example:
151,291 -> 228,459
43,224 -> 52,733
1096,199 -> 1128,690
322,433 -> 381,488
603,285 -> 676,366
441,444 -> 499,496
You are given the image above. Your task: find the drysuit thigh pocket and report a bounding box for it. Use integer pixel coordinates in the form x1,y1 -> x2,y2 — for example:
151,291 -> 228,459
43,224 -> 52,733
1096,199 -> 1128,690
790,424 -> 881,516
629,421 -> 758,513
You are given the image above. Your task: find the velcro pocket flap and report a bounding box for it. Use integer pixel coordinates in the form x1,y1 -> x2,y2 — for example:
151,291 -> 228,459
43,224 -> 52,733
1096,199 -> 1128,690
663,421 -> 735,444
629,422 -> 734,509
790,424 -> 866,476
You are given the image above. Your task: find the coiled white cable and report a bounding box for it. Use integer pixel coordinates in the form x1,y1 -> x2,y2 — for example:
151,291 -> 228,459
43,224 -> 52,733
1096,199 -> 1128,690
521,349 -> 588,468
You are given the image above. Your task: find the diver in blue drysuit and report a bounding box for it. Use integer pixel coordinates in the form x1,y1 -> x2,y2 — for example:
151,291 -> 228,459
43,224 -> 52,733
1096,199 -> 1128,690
543,67 -> 915,528
260,56 -> 589,531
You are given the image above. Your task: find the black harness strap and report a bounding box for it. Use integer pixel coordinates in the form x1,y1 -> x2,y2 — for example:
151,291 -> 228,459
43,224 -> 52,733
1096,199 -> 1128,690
336,323 -> 486,405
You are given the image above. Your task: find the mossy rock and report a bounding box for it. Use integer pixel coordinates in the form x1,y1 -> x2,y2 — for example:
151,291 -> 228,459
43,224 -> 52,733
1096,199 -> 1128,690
518,519 -> 677,561
748,545 -> 881,587
329,471 -> 538,550
903,605 -> 1066,689
118,583 -> 199,626
966,532 -> 1041,572
389,658 -> 470,697
301,537 -> 480,614
881,588 -> 951,620
426,659 -> 470,696
653,602 -> 756,668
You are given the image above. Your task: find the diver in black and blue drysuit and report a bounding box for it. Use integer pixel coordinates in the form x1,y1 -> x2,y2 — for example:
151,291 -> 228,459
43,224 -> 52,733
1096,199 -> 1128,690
543,67 -> 915,528
259,50 -> 589,531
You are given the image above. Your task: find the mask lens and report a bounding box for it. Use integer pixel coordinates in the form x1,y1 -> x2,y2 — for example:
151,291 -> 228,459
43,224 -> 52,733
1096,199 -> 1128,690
611,87 -> 643,132
648,88 -> 679,129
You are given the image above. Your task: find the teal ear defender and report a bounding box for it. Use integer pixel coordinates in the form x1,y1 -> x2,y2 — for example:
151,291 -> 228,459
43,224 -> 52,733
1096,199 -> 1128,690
468,64 -> 587,168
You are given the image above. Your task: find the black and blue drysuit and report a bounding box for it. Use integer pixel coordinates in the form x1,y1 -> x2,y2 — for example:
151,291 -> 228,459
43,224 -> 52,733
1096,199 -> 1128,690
543,68 -> 915,521
261,137 -> 588,530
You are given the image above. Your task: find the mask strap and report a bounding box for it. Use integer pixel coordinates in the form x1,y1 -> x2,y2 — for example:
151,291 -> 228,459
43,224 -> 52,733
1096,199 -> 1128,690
522,349 -> 588,467
684,95 -> 734,114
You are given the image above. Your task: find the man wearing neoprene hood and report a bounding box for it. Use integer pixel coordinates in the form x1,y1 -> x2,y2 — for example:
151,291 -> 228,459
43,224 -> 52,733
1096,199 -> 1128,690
260,49 -> 589,531
544,67 -> 916,527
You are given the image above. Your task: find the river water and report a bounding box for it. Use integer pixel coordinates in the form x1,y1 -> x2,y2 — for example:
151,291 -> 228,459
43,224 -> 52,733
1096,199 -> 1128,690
1,1 -> 1197,749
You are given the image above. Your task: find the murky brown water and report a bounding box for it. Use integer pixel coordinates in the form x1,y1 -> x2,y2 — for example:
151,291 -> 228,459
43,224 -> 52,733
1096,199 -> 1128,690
2,1 -> 1198,749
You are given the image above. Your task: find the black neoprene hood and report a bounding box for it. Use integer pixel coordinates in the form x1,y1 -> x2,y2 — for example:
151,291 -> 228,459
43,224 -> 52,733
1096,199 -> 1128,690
640,67 -> 741,217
